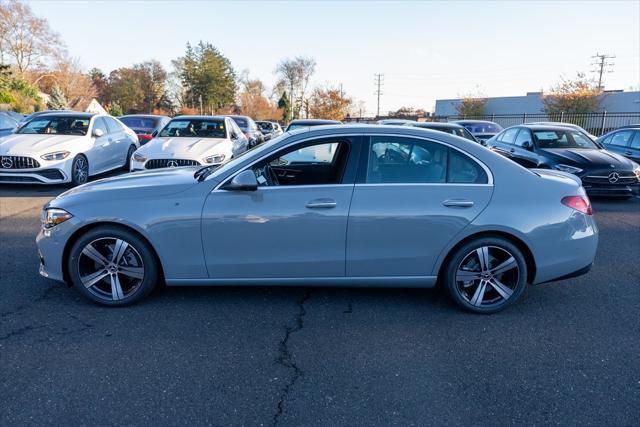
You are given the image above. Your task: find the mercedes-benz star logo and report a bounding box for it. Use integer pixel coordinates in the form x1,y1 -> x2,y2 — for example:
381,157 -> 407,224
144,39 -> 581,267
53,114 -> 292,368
1,156 -> 13,168
608,172 -> 620,183
166,160 -> 179,168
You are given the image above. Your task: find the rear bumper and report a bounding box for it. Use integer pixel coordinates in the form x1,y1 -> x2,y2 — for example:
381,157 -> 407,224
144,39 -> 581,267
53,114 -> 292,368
534,262 -> 592,285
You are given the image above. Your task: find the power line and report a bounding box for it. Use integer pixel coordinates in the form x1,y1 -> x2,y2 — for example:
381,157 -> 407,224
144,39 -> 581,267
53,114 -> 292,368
591,52 -> 615,90
374,73 -> 384,117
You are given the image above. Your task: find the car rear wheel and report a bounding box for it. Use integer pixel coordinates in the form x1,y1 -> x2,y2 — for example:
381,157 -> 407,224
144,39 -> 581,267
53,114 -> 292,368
67,226 -> 159,306
444,237 -> 527,314
70,155 -> 89,187
122,145 -> 136,170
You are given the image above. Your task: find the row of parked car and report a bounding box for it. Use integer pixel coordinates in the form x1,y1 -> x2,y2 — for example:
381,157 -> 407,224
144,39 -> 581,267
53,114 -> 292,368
1,110 -> 638,197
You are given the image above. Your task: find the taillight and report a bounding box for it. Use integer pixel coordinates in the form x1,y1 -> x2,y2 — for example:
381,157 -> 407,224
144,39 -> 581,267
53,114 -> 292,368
561,196 -> 593,215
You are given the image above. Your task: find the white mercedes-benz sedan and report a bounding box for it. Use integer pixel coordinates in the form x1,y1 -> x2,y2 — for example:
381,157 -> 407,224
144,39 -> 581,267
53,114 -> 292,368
0,112 -> 139,186
129,115 -> 249,171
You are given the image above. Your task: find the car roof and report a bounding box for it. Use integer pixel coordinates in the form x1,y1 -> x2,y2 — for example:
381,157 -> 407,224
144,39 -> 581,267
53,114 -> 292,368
171,115 -> 226,120
120,114 -> 169,118
34,111 -> 95,118
517,124 -> 588,132
289,119 -> 342,124
453,120 -> 499,125
412,122 -> 465,129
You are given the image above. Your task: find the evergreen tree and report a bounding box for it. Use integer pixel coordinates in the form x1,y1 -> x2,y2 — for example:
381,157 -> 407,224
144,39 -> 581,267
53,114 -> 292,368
47,84 -> 69,110
278,91 -> 292,123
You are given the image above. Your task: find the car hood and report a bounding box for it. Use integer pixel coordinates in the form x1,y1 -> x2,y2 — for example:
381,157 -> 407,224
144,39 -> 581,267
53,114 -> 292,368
539,148 -> 634,170
52,167 -> 202,208
137,136 -> 228,159
0,133 -> 83,155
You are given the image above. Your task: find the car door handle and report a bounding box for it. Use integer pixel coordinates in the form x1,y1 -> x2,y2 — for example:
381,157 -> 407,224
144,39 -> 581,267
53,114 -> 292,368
625,151 -> 633,155
442,199 -> 474,208
509,148 -> 515,153
306,199 -> 337,209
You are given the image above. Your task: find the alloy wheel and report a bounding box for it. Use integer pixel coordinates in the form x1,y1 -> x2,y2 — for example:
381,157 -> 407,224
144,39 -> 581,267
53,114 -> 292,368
73,156 -> 88,184
455,245 -> 520,308
77,237 -> 145,301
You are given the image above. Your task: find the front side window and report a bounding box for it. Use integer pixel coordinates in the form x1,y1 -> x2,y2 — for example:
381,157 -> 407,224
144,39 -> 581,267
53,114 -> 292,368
608,130 -> 634,147
92,117 -> 108,135
631,132 -> 640,150
514,129 -> 533,147
231,117 -> 248,130
18,116 -> 90,136
104,117 -> 124,133
251,139 -> 350,187
366,136 -> 487,184
159,119 -> 227,138
498,128 -> 519,144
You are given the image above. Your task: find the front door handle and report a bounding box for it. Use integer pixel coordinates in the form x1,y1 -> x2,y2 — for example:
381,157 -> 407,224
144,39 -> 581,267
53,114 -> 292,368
509,148 -> 515,153
442,199 -> 474,208
306,198 -> 337,209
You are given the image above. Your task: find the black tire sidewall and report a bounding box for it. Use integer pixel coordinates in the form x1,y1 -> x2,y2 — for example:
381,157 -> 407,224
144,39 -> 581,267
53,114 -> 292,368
123,145 -> 136,170
444,237 -> 528,314
67,226 -> 159,306
70,155 -> 88,187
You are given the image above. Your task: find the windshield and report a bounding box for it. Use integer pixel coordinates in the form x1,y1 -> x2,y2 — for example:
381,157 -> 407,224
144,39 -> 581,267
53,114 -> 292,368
159,119 -> 227,138
231,117 -> 248,129
17,116 -> 90,135
257,122 -> 273,131
120,117 -> 158,129
462,123 -> 503,134
0,115 -> 17,129
533,130 -> 598,149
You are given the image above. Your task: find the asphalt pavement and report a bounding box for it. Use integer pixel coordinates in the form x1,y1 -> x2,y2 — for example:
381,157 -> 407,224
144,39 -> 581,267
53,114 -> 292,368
1,184 -> 639,426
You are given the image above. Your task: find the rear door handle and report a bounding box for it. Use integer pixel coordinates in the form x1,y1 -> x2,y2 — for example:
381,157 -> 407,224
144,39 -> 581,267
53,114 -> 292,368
509,148 -> 515,153
442,199 -> 474,208
306,198 -> 337,209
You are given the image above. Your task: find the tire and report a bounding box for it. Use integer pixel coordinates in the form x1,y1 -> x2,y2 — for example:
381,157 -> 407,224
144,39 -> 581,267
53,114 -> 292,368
123,145 -> 136,171
444,237 -> 528,314
69,154 -> 89,187
67,226 -> 159,306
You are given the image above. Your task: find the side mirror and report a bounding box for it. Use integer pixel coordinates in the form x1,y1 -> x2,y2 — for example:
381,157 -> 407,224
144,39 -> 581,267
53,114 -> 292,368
92,128 -> 104,138
151,130 -> 158,137
231,131 -> 238,140
522,141 -> 533,150
223,170 -> 258,191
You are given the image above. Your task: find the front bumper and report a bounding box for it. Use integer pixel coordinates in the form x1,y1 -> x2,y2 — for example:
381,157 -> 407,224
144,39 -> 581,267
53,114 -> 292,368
36,218 -> 78,283
0,158 -> 72,184
583,183 -> 639,197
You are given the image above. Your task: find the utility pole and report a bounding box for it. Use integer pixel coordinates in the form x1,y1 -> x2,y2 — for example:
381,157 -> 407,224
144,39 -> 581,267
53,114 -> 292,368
339,83 -> 343,98
374,74 -> 384,118
591,53 -> 615,91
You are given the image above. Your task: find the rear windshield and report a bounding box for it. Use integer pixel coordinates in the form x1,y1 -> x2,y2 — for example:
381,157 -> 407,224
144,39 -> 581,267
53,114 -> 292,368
17,116 -> 90,135
159,119 -> 227,138
533,130 -> 598,149
257,122 -> 273,131
461,123 -> 503,134
120,117 -> 158,129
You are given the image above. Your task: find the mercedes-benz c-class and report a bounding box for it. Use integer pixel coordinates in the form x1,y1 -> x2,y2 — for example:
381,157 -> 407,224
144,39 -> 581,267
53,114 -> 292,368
36,125 -> 598,313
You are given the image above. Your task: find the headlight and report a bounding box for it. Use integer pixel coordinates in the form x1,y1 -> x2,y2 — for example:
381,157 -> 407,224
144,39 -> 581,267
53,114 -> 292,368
40,151 -> 70,161
633,165 -> 640,181
41,208 -> 73,229
553,164 -> 583,174
132,152 -> 147,162
203,154 -> 226,164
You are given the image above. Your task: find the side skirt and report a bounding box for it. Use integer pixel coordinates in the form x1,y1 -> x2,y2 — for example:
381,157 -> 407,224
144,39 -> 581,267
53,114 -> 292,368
165,276 -> 438,288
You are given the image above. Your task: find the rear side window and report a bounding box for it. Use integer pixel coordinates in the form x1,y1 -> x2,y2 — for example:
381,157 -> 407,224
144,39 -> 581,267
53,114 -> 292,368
498,128 -> 519,144
366,136 -> 487,184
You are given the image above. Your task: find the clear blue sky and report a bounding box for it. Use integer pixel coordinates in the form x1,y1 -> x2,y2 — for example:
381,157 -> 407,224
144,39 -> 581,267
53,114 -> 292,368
29,0 -> 640,115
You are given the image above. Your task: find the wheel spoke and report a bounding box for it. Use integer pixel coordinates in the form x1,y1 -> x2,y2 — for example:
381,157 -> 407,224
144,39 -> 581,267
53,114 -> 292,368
82,244 -> 109,267
489,278 -> 514,300
119,265 -> 144,280
490,257 -> 517,276
456,269 -> 482,282
469,280 -> 488,307
111,239 -> 129,265
81,269 -> 109,288
110,274 -> 125,300
476,247 -> 490,272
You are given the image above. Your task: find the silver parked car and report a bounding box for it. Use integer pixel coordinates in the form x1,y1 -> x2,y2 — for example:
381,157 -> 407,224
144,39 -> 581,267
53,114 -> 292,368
36,125 -> 598,313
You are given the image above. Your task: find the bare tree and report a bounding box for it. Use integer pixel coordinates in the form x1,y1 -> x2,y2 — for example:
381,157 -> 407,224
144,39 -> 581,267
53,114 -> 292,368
0,0 -> 65,75
274,56 -> 316,118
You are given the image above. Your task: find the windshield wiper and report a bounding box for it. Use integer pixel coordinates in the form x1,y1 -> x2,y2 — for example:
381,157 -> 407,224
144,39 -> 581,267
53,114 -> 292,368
194,165 -> 218,182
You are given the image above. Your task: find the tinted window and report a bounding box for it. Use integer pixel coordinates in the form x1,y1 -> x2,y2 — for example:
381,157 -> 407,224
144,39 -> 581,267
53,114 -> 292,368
533,130 -> 598,149
0,115 -> 16,129
608,130 -> 633,147
231,117 -> 248,129
17,116 -> 90,135
462,122 -> 503,133
367,137 -> 448,183
159,119 -> 227,138
274,143 -> 339,165
499,128 -> 519,144
92,117 -> 108,135
447,149 -> 488,184
630,132 -> 640,150
103,117 -> 124,133
514,129 -> 532,147
119,117 -> 158,129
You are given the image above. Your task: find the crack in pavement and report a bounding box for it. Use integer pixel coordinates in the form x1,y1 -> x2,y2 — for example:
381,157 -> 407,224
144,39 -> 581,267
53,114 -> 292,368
0,284 -> 60,319
272,289 -> 312,427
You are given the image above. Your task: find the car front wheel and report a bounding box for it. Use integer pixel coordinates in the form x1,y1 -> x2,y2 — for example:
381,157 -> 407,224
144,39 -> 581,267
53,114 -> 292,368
67,226 -> 159,306
444,237 -> 528,314
70,155 -> 89,186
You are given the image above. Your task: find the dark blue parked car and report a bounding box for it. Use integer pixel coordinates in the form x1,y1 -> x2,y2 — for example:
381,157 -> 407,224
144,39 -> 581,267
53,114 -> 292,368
597,126 -> 640,164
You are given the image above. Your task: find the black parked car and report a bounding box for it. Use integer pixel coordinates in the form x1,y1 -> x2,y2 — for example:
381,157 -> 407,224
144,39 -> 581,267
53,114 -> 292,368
119,114 -> 171,145
487,124 -> 640,197
409,122 -> 478,142
229,115 -> 264,147
597,127 -> 640,163
285,119 -> 342,132
453,120 -> 503,144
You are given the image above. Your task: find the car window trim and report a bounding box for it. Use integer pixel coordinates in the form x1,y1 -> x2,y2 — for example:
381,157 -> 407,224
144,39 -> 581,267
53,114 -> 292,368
358,134 -> 493,186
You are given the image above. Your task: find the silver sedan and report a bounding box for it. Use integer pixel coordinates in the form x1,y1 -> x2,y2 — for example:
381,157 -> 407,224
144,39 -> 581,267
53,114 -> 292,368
36,125 -> 598,313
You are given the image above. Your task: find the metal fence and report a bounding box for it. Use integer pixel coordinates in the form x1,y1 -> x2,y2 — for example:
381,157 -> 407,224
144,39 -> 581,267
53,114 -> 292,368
431,112 -> 640,136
